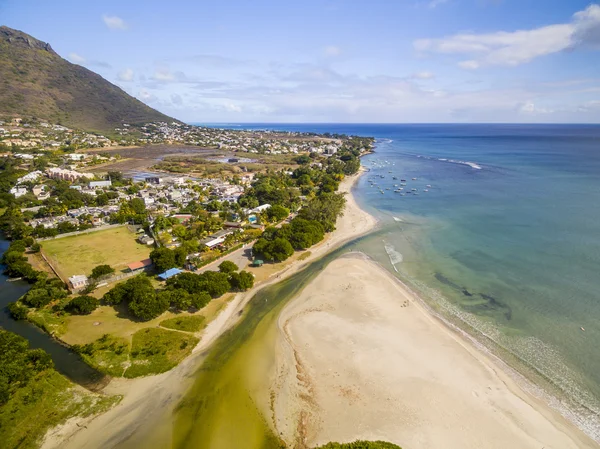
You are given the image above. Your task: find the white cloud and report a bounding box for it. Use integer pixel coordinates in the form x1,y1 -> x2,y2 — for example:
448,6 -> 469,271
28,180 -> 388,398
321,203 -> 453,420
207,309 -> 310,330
102,15 -> 128,30
225,103 -> 242,113
414,4 -> 600,68
323,45 -> 342,57
68,53 -> 86,64
117,68 -> 134,82
154,67 -> 174,81
138,89 -> 155,102
458,60 -> 480,70
411,71 -> 435,79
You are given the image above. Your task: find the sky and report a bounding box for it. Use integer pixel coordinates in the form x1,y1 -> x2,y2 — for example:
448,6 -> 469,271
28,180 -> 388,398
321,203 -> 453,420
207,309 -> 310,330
2,0 -> 600,123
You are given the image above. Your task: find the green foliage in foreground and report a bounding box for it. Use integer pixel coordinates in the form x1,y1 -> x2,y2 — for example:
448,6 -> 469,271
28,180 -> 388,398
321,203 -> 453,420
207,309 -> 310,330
73,334 -> 130,378
73,328 -> 198,378
0,330 -> 119,449
314,441 -> 402,449
127,328 -> 198,378
160,315 -> 206,332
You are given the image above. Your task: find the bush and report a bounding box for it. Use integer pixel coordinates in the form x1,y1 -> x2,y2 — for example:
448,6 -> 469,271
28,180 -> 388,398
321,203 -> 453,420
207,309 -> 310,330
65,295 -> 99,315
7,302 -> 28,320
90,264 -> 114,279
218,260 -> 238,273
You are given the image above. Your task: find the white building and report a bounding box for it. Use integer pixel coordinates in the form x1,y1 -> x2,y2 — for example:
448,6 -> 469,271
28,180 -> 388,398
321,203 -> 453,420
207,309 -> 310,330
69,275 -> 88,290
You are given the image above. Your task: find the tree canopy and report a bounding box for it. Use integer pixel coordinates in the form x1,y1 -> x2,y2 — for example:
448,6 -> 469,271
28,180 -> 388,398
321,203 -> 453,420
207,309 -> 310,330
65,295 -> 99,315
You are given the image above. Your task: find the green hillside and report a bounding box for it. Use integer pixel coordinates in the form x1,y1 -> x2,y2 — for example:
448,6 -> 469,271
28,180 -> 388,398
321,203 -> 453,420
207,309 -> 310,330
0,26 -> 177,134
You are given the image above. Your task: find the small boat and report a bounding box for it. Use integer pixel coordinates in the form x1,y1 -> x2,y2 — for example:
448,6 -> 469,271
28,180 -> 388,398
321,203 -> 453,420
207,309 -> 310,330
400,179 -> 406,182
426,184 -> 432,188
392,176 -> 398,180
400,183 -> 407,186
386,188 -> 390,190
411,188 -> 417,191
412,177 -> 417,180
424,189 -> 429,192
581,327 -> 586,332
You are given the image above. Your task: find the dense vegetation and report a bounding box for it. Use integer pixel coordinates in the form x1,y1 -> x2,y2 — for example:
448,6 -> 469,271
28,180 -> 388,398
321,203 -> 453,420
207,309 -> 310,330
0,26 -> 176,133
72,328 -> 199,378
0,330 -> 53,406
0,329 -> 118,449
102,264 -> 254,321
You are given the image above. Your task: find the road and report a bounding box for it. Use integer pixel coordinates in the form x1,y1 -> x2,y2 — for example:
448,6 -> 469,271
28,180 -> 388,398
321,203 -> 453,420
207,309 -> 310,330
195,244 -> 253,274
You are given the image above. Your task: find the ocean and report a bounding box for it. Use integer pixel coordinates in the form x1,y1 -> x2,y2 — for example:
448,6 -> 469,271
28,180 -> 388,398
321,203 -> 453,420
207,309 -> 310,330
202,123 -> 600,439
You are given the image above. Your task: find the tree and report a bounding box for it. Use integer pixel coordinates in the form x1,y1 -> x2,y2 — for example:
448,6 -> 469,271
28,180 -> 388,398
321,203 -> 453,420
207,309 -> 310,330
200,271 -> 231,297
128,281 -> 167,321
191,291 -> 211,310
229,270 -> 254,291
173,246 -> 188,267
90,264 -> 114,279
295,154 -> 311,165
129,197 -> 147,215
267,204 -> 290,222
65,295 -> 99,315
8,302 -> 28,320
150,247 -> 176,272
218,260 -> 238,274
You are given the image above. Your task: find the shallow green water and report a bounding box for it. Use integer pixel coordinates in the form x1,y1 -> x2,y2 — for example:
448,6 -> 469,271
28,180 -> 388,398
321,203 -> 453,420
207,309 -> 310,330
131,242 -> 362,449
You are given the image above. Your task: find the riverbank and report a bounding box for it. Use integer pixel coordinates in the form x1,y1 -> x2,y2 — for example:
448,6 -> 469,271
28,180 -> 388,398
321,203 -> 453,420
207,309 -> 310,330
271,253 -> 597,448
41,169 -> 378,449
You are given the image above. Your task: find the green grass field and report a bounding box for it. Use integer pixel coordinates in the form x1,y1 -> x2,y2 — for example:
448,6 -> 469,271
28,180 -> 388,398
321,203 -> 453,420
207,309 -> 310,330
126,328 -> 198,378
161,315 -> 206,332
41,226 -> 151,279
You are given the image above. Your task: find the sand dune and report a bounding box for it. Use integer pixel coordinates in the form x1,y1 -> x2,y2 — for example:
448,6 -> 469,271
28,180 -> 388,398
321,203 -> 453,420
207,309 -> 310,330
272,253 -> 597,449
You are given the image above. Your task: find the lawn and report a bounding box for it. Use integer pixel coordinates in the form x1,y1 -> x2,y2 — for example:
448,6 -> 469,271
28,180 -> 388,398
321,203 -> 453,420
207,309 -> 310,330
41,226 -> 151,279
126,328 -> 198,378
161,315 -> 206,332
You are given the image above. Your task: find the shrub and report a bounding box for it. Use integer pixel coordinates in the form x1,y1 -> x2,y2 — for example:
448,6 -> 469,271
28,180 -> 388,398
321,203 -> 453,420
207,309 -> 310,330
65,295 -> 99,315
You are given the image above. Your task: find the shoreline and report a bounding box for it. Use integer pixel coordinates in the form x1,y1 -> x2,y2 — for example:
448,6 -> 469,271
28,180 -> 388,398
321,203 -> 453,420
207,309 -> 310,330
271,252 -> 597,448
41,168 -> 378,449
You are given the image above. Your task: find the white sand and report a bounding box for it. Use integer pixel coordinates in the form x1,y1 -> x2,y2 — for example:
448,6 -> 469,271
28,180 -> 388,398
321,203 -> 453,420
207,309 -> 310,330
272,253 -> 597,449
42,170 -> 378,449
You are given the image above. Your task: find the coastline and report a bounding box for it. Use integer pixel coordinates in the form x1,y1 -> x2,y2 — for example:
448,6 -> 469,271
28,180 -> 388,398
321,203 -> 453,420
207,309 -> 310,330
41,168 -> 378,449
270,252 -> 597,448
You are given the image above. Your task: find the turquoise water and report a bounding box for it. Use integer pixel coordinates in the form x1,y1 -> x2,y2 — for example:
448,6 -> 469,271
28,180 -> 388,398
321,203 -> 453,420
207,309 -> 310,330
206,123 -> 600,439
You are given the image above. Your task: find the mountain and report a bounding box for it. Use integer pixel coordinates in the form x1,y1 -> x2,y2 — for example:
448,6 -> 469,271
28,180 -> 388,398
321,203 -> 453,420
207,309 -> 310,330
0,26 -> 177,134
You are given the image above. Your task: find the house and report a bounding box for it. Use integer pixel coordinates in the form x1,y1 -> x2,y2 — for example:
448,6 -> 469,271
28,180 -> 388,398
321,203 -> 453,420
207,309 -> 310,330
171,214 -> 193,224
158,268 -> 183,280
145,176 -> 162,185
10,186 -> 27,198
127,258 -> 153,272
223,221 -> 243,229
69,274 -> 88,290
251,204 -> 271,214
137,234 -> 155,245
89,180 -> 112,189
32,185 -> 50,200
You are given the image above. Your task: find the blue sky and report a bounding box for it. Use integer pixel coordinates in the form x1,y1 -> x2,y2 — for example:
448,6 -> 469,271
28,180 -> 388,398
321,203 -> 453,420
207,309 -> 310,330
2,0 -> 600,123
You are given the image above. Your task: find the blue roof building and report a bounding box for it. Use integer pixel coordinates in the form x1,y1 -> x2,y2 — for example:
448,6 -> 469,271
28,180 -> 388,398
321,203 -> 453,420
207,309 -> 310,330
158,268 -> 183,280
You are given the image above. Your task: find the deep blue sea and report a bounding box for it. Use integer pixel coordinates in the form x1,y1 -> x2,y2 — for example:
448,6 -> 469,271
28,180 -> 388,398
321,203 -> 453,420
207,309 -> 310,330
200,123 -> 600,438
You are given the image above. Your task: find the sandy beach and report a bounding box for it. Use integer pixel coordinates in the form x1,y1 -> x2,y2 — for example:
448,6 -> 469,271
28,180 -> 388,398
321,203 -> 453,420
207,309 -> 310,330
271,253 -> 597,449
41,169 -> 377,449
